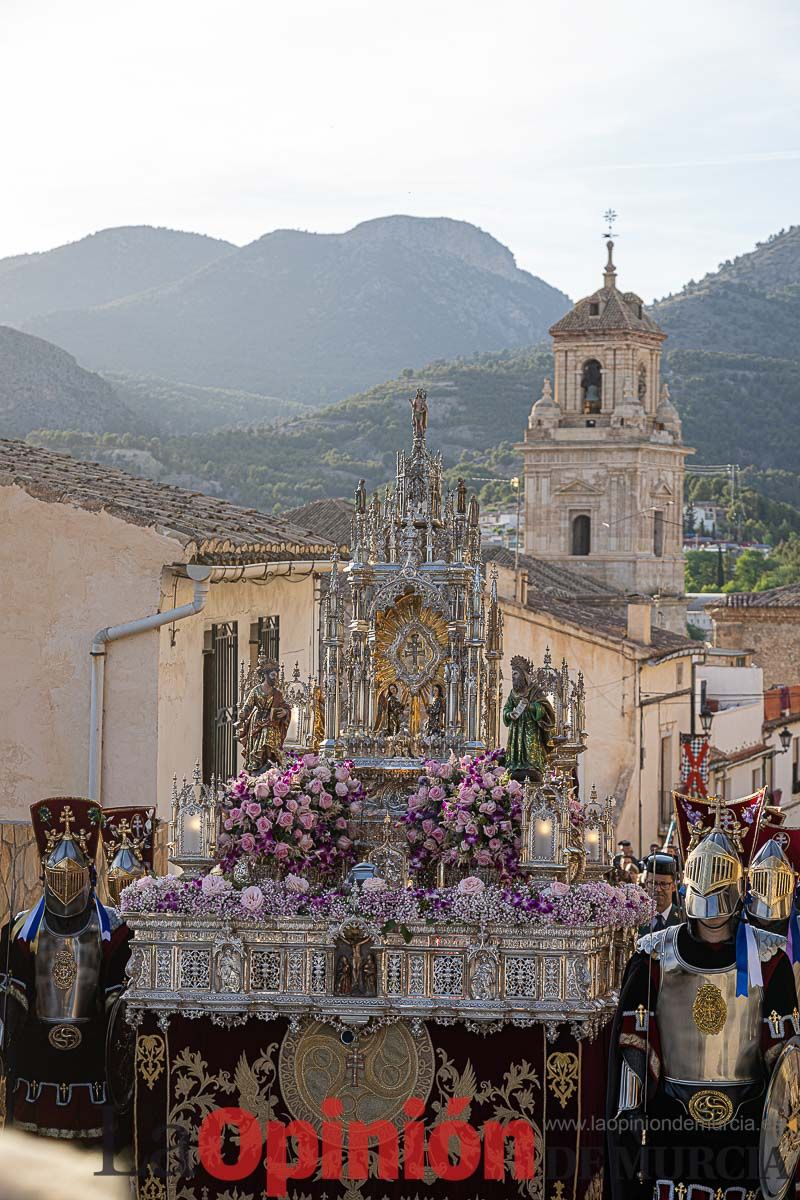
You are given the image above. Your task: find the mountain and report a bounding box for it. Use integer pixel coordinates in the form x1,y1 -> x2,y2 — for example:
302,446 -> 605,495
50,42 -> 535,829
22,216 -> 571,403
652,226 -> 800,359
0,226 -> 235,326
0,325 -> 139,437
106,373 -> 312,435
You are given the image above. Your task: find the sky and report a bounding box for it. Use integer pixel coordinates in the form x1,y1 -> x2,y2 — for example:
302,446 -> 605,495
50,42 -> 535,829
2,0 -> 799,301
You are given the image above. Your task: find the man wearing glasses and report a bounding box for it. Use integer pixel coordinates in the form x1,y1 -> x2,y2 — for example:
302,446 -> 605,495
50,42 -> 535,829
638,852 -> 681,934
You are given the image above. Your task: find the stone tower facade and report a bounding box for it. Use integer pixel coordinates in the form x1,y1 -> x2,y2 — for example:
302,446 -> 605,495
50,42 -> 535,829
521,240 -> 690,603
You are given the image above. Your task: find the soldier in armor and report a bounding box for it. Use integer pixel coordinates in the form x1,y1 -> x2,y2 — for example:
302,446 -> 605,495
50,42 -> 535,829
0,798 -> 132,1139
102,806 -> 156,907
606,805 -> 799,1200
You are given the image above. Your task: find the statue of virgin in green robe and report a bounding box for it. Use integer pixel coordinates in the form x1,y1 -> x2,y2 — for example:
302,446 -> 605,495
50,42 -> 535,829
502,656 -> 556,778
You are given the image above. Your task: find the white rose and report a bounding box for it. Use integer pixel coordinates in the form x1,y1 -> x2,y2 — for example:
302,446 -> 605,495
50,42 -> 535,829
361,876 -> 388,892
284,874 -> 310,894
456,875 -> 485,896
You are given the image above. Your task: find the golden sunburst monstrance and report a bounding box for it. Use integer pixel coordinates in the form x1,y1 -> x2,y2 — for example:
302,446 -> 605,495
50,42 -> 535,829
373,592 -> 449,735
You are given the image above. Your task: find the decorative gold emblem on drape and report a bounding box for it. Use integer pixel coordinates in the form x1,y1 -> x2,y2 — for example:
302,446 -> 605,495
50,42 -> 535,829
692,982 -> 728,1035
546,1051 -> 579,1108
136,1034 -> 166,1090
280,1020 -> 435,1127
139,1166 -> 167,1200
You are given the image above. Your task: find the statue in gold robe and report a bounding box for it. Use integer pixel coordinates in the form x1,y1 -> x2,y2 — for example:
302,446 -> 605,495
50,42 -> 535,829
236,661 -> 291,772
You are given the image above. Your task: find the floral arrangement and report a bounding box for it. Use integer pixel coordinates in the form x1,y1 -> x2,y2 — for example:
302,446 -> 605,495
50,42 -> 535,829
403,751 -> 523,878
120,872 -> 653,932
215,754 -> 364,880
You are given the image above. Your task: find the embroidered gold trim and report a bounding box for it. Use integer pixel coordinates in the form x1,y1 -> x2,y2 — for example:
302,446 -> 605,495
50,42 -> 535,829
546,1051 -> 579,1109
136,1034 -> 165,1090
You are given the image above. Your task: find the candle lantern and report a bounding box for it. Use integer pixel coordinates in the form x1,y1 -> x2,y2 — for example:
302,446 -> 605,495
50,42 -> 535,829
582,784 -> 615,876
169,761 -> 221,878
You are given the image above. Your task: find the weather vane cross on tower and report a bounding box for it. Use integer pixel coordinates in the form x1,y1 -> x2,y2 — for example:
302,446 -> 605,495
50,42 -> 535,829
603,209 -> 618,239
602,210 -> 618,287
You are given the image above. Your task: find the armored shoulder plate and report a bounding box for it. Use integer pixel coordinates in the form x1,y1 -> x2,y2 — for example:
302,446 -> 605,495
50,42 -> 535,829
636,927 -> 671,959
752,927 -> 787,961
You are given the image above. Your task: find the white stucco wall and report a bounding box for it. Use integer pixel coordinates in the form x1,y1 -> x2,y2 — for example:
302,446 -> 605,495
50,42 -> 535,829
155,570 -> 320,817
0,485 -> 183,818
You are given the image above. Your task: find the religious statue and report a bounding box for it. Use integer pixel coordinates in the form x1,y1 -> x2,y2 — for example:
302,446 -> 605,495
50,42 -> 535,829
0,798 -> 132,1139
502,655 -> 556,778
425,682 -> 445,737
362,954 -> 378,997
456,478 -> 467,514
409,387 -> 428,439
236,658 -> 291,772
467,493 -> 480,528
470,954 -> 498,1001
374,683 -> 405,737
334,955 -> 352,996
354,478 -> 367,514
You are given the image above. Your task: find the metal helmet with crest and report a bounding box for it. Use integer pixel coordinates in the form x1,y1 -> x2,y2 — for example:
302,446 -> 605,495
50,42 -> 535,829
102,806 -> 155,906
748,837 -> 796,924
683,798 -> 744,920
30,797 -> 104,917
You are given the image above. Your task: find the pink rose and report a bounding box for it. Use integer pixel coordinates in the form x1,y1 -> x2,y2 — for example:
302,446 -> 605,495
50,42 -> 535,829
431,827 -> 445,843
302,754 -> 319,769
428,785 -> 445,802
273,780 -> 290,799
484,824 -> 498,838
335,817 -> 348,830
246,802 -> 261,819
254,782 -> 271,799
335,766 -> 350,782
274,842 -> 290,859
201,872 -> 230,897
298,834 -> 314,852
308,778 -> 323,794
286,798 -> 299,812
277,811 -> 294,828
506,778 -> 522,796
549,881 -> 570,897
457,875 -> 485,895
488,838 -> 502,851
229,807 -> 242,821
362,876 -> 387,892
314,765 -> 331,782
491,787 -> 505,802
284,874 -> 309,893
240,885 -> 264,912
299,811 -> 316,830
465,822 -> 479,837
255,817 -> 272,835
336,836 -> 352,850
240,833 -> 256,853
475,848 -> 493,866
424,838 -> 438,851
319,794 -> 334,810
335,781 -> 349,796
223,819 -> 233,831
298,794 -> 311,808
422,819 -> 435,834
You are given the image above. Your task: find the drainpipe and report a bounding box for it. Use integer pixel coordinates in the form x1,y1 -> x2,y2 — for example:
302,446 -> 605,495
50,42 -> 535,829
88,564 -> 212,803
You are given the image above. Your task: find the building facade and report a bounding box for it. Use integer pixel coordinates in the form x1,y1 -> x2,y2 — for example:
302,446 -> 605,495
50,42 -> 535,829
521,239 -> 690,620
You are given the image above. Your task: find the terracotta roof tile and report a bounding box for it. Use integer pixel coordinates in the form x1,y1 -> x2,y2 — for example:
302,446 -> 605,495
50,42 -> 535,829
549,286 -> 665,338
719,585 -> 800,609
281,498 -> 353,549
0,439 -> 335,564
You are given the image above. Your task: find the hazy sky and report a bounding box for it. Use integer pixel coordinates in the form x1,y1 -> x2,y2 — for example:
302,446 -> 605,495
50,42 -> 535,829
2,0 -> 799,300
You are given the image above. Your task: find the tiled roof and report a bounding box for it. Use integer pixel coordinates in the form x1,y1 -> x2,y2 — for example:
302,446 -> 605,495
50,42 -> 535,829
719,585 -> 800,609
281,498 -> 353,550
483,546 -> 623,601
521,592 -> 694,655
0,439 -> 335,564
708,742 -> 769,767
549,286 -> 664,338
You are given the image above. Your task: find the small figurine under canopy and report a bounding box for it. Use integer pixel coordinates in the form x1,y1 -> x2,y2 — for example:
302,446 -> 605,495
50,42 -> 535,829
503,655 -> 556,778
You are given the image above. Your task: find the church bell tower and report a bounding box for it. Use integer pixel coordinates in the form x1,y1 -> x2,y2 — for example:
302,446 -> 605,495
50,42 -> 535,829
521,228 -> 690,606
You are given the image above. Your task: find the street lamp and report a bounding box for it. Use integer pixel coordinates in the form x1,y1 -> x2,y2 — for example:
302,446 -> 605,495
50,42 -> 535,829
779,726 -> 792,754
700,707 -> 713,736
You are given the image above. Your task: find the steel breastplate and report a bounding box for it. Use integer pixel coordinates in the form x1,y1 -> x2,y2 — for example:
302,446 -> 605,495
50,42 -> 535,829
656,925 -> 763,1085
34,911 -> 103,1023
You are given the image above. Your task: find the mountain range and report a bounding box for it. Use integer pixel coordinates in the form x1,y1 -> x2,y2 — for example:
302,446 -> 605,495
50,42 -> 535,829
4,217 -> 800,540
13,217 -> 570,404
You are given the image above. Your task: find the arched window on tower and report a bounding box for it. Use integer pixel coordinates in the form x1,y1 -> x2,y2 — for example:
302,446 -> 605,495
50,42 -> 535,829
571,514 -> 591,556
580,360 -> 602,413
